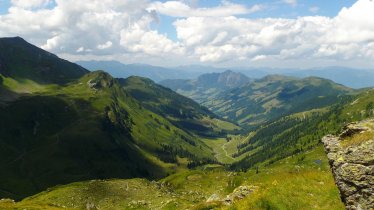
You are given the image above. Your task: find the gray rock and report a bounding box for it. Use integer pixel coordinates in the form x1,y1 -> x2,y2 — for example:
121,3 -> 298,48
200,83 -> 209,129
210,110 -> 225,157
322,120 -> 374,210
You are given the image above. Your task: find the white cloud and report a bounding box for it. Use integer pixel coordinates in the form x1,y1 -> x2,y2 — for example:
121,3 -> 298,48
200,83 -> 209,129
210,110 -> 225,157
173,0 -> 374,64
148,1 -> 263,17
0,0 -> 373,68
97,41 -> 113,50
120,19 -> 184,55
283,0 -> 297,7
0,0 -> 180,59
11,0 -> 51,8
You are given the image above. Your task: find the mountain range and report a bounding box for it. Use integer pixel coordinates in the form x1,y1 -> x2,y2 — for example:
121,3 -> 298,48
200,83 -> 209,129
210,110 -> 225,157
161,73 -> 354,129
1,37 -> 373,209
79,60 -> 374,88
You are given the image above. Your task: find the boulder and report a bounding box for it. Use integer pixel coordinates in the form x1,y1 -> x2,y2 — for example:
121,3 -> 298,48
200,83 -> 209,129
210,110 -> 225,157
322,120 -> 374,210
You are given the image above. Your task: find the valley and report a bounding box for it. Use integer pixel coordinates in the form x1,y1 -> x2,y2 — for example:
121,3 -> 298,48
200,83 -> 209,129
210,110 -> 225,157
0,37 -> 373,210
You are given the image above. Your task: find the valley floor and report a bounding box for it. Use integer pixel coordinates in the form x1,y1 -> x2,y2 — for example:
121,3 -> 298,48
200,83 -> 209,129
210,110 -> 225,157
0,145 -> 344,210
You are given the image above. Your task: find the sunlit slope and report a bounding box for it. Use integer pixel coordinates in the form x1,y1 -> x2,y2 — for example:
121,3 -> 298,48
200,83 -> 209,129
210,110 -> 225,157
0,146 -> 344,210
121,76 -> 240,137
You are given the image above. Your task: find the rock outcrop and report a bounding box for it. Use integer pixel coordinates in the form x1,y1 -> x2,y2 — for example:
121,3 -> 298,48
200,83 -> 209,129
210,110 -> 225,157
206,185 -> 257,206
322,120 -> 374,210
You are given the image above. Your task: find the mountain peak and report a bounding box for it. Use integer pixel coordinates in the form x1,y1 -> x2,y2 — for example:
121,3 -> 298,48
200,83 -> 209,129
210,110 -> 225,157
0,36 -> 26,43
196,70 -> 251,89
0,36 -> 88,84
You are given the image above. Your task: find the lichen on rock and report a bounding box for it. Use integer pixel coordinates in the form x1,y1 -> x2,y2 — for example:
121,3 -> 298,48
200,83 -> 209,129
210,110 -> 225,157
322,120 -> 374,210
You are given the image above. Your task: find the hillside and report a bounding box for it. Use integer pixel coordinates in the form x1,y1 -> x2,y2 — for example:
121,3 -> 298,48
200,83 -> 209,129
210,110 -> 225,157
166,74 -> 353,129
230,86 -> 374,170
0,37 -> 234,199
120,76 -> 240,137
0,146 -> 344,210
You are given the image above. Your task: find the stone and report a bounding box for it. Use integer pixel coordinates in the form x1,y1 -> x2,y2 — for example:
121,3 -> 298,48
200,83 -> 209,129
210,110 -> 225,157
322,120 -> 374,210
206,193 -> 220,202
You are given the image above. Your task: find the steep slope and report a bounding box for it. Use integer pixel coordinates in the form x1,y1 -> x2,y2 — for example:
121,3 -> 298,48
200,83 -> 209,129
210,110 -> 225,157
120,76 -> 240,137
160,70 -> 251,104
0,37 -> 217,200
230,86 -> 374,170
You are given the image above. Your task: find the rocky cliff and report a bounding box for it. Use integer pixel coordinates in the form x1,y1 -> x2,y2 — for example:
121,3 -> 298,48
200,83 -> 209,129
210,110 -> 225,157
322,120 -> 374,210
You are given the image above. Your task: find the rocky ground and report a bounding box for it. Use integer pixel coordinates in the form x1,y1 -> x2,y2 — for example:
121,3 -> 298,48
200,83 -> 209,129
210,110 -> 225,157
322,120 -> 374,210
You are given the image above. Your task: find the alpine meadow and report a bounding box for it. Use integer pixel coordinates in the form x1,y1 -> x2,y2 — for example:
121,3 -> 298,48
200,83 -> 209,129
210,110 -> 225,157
0,0 -> 373,210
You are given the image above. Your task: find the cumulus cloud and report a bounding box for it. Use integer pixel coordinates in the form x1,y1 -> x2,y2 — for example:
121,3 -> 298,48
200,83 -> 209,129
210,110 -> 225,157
120,16 -> 184,55
0,0 -> 373,67
147,0 -> 263,17
0,0 -> 178,59
173,0 -> 374,63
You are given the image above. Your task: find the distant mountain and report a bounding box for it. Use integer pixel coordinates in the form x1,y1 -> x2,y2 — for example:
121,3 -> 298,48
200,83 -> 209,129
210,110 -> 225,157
78,60 -> 374,89
77,60 -> 203,82
284,67 -> 374,89
160,70 -> 251,104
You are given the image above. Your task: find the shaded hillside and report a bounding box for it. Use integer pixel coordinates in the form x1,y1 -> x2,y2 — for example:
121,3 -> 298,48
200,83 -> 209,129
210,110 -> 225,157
0,37 -> 87,84
0,37 -> 223,200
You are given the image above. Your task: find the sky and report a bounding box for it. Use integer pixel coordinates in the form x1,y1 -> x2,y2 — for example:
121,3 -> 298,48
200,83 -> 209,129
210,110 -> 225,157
0,0 -> 373,69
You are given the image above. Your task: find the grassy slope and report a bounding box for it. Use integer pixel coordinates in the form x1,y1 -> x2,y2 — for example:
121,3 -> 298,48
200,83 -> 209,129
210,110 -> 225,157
120,76 -> 240,137
230,87 -> 374,171
0,146 -> 344,210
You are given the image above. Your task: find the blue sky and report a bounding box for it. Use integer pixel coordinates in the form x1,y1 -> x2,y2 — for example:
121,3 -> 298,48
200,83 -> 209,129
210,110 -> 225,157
0,0 -> 373,69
